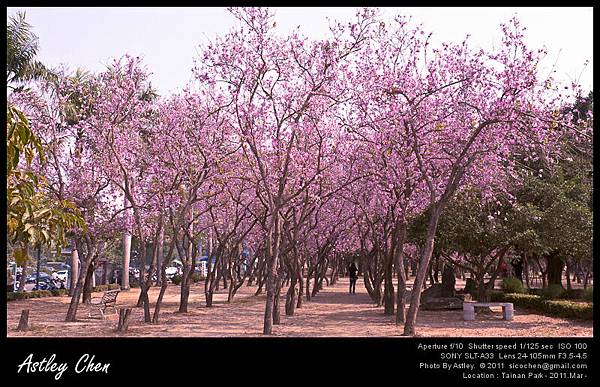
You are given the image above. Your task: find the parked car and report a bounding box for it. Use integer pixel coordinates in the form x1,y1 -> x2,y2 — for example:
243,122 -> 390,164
26,272 -> 52,284
33,278 -> 63,291
165,266 -> 180,278
129,267 -> 140,279
53,270 -> 68,282
45,261 -> 70,272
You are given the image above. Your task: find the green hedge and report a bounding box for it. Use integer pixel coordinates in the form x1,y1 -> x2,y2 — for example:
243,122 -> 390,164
171,274 -> 182,285
541,284 -> 565,299
92,284 -> 121,292
583,287 -> 593,302
7,289 -> 68,301
501,277 -> 526,294
170,273 -> 205,286
490,292 -> 592,320
564,288 -> 584,299
7,285 -> 122,301
528,288 -> 543,296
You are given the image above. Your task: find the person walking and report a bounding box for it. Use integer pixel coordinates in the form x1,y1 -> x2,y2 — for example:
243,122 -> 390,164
348,262 -> 358,294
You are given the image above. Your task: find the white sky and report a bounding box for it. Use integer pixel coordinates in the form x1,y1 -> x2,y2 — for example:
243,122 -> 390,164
7,7 -> 594,96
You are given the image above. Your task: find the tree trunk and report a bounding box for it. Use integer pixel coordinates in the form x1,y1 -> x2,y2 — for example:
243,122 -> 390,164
565,262 -> 572,291
66,244 -> 96,322
254,265 -> 265,296
263,213 -> 281,335
305,272 -> 311,301
523,254 -> 531,289
116,308 -> 132,332
428,262 -> 435,286
69,240 -> 79,296
404,205 -> 442,336
18,260 -> 27,292
546,251 -> 564,288
82,262 -> 95,304
583,269 -> 591,290
383,251 -> 395,315
285,274 -> 297,316
101,261 -> 108,285
475,274 -> 488,302
122,231 -> 131,291
273,277 -> 282,325
363,262 -> 376,302
152,267 -> 168,323
156,226 -> 164,286
433,254 -> 440,283
179,267 -> 191,313
296,265 -> 304,309
178,231 -> 195,313
395,221 -> 407,325
17,309 -> 29,331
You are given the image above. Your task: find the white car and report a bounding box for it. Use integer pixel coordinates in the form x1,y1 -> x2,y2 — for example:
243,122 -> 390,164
165,266 -> 180,278
53,270 -> 69,282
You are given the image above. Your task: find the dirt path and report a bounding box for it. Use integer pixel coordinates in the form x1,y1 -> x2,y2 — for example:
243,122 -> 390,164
7,277 -> 592,337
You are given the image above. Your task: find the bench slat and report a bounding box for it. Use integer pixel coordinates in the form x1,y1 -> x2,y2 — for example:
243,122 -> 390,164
89,290 -> 120,319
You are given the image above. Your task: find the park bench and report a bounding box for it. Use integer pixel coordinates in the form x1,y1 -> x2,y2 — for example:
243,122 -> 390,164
463,301 -> 513,321
88,289 -> 120,319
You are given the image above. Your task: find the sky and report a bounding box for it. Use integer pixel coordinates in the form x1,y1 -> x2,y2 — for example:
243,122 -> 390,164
7,7 -> 594,96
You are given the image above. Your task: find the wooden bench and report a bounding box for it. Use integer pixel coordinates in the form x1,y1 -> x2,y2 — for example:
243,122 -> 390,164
463,301 -> 513,321
88,289 -> 120,319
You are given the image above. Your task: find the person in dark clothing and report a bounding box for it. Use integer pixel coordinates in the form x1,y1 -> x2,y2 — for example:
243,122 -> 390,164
348,262 -> 358,294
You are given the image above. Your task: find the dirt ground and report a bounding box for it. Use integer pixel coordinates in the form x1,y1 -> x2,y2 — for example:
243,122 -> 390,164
6,277 -> 593,337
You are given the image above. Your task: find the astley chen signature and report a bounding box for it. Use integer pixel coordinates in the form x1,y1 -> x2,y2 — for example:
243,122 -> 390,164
17,354 -> 110,380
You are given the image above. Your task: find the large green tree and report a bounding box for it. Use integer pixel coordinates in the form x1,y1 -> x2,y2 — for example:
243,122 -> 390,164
510,92 -> 592,289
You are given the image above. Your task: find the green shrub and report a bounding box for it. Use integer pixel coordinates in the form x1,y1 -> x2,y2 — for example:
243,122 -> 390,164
489,290 -> 504,301
493,292 -> 592,320
171,274 -> 182,285
502,277 -> 526,294
564,289 -> 584,299
8,289 -> 68,301
7,292 -> 29,301
91,284 -> 121,292
32,290 -> 52,298
583,287 -> 593,302
541,284 -> 565,299
497,293 -> 542,308
544,300 -> 593,320
191,273 -> 205,283
528,288 -> 543,296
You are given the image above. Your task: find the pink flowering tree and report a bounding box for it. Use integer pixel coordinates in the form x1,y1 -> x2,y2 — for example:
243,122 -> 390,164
349,16 -> 570,335
12,70 -> 128,321
193,7 -> 378,334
